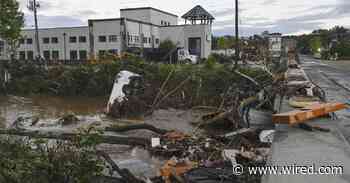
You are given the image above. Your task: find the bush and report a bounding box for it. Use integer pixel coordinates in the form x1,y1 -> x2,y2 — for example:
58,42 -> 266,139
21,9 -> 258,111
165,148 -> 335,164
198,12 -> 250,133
209,53 -> 233,64
204,55 -> 217,69
5,57 -> 273,108
0,128 -> 105,183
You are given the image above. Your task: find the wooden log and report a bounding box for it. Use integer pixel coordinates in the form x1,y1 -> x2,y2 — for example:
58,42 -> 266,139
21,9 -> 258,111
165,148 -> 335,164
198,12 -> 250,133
106,123 -> 169,135
0,129 -> 150,147
195,109 -> 233,127
272,102 -> 348,125
97,151 -> 145,183
223,128 -> 258,138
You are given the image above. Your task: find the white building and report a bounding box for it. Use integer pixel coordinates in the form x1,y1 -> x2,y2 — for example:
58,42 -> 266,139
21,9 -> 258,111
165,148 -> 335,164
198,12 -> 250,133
0,5 -> 214,61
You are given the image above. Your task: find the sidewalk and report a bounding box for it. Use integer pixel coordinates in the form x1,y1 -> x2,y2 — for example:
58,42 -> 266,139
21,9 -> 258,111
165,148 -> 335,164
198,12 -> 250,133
263,58 -> 350,183
263,102 -> 350,183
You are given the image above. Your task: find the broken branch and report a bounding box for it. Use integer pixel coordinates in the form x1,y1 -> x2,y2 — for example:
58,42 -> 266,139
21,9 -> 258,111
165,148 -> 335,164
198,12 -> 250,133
105,123 -> 170,135
0,129 -> 150,147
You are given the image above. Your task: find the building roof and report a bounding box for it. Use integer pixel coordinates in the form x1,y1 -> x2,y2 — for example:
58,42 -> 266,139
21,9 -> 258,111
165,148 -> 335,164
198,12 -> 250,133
22,26 -> 89,32
181,5 -> 215,20
88,18 -> 161,27
120,7 -> 178,17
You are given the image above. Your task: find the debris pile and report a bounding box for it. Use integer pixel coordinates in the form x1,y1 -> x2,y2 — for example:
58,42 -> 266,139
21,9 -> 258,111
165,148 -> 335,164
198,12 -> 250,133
106,70 -> 147,118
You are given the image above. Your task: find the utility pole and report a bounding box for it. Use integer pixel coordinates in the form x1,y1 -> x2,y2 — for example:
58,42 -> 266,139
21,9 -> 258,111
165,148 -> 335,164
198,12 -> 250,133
63,33 -> 67,60
234,0 -> 239,69
28,0 -> 41,59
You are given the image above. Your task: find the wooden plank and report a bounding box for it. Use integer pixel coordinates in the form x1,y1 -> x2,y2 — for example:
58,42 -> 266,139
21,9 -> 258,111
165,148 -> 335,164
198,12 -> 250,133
272,102 -> 348,125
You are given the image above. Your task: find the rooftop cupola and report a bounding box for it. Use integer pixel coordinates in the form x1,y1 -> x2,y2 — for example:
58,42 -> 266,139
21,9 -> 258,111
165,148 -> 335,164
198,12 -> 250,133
182,5 -> 215,25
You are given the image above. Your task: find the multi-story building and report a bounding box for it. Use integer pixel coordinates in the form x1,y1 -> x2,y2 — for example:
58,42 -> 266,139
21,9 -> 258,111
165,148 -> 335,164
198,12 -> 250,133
0,5 -> 214,61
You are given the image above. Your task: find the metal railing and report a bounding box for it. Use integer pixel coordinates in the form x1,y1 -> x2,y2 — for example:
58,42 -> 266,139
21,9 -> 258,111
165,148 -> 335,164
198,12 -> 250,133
0,59 -> 90,66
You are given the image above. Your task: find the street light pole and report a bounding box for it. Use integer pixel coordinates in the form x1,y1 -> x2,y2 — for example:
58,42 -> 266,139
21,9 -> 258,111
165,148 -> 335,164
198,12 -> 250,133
28,0 -> 41,59
63,33 -> 67,60
234,0 -> 239,69
33,0 -> 41,59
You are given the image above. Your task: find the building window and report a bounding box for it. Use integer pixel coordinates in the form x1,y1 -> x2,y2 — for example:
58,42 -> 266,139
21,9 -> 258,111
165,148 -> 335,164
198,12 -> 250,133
70,50 -> 78,60
109,35 -> 118,42
52,51 -> 59,60
155,38 -> 160,44
27,38 -> 33,44
19,51 -> 26,60
79,50 -> 87,60
51,37 -> 59,44
19,39 -> 25,44
143,37 -> 148,43
79,36 -> 87,43
43,50 -> 50,60
134,36 -> 140,43
69,36 -> 77,43
27,51 -> 34,60
148,37 -> 151,43
99,36 -> 107,42
43,37 -> 50,44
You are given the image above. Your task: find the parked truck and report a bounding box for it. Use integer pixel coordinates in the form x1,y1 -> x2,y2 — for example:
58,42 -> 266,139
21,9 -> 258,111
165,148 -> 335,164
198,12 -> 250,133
178,48 -> 198,64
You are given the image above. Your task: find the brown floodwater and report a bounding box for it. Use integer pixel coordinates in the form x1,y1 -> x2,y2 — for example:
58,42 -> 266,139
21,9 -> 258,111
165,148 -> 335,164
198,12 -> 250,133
0,95 -> 198,177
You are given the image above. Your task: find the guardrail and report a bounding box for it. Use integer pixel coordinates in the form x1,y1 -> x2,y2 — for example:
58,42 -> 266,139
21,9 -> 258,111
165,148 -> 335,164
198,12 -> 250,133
0,59 -> 89,66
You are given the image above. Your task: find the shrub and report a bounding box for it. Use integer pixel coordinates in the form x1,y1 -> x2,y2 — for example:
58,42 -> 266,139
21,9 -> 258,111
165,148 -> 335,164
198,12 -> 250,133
0,128 -> 105,183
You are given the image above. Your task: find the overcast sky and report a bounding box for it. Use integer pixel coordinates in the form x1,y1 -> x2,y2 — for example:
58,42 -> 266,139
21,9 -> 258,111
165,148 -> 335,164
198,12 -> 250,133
18,0 -> 350,36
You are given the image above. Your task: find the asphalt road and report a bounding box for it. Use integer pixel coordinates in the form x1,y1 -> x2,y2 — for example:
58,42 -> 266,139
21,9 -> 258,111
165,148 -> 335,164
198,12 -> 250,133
263,55 -> 350,183
300,55 -> 350,132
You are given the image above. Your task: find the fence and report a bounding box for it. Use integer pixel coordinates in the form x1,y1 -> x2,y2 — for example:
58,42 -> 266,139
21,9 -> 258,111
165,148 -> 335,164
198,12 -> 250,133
0,59 -> 89,66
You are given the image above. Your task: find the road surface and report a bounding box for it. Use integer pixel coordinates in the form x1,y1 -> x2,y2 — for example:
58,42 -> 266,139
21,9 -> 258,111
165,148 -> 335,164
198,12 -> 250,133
264,55 -> 350,183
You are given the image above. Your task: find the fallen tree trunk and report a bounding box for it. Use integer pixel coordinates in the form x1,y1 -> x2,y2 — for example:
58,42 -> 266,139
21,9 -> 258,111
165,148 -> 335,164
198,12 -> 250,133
197,109 -> 234,127
105,123 -> 170,135
0,129 -> 150,147
97,151 -> 146,183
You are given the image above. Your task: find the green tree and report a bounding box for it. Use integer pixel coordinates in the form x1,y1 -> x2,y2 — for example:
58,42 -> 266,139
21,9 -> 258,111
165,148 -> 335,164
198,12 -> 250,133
309,36 -> 322,54
159,39 -> 176,51
217,37 -> 226,50
0,0 -> 24,59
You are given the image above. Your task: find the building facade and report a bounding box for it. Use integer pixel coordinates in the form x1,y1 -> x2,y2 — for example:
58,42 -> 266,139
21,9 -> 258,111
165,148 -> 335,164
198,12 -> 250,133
0,6 -> 214,61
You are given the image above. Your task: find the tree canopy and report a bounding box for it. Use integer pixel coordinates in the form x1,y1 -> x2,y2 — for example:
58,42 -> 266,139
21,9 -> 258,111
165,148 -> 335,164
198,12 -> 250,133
0,0 -> 24,57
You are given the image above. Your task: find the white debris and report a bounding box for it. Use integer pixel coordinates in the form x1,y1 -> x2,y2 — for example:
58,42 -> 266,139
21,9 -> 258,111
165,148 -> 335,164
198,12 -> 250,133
222,149 -> 240,166
151,138 -> 161,147
259,130 -> 275,143
4,69 -> 11,83
106,71 -> 140,113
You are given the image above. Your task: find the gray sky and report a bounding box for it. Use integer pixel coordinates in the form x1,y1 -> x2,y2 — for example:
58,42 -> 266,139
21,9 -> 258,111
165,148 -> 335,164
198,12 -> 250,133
19,0 -> 350,36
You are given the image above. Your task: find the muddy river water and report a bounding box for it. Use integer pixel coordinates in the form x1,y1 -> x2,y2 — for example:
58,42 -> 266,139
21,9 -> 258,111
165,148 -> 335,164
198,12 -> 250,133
0,95 -> 198,177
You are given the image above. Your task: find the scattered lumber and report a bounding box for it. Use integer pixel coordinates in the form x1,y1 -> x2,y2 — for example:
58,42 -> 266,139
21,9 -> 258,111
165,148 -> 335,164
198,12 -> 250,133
0,129 -> 150,147
272,102 -> 348,125
224,128 -> 258,138
195,109 -> 233,127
